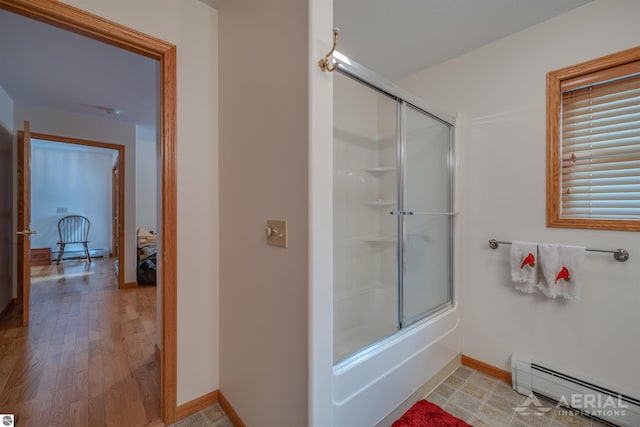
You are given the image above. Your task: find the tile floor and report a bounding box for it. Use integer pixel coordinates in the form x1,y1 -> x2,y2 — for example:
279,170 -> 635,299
426,366 -> 614,427
168,404 -> 232,427
165,365 -> 616,427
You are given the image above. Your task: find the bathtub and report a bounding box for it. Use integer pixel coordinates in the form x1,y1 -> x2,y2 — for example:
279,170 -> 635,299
332,303 -> 461,426
334,286 -> 397,362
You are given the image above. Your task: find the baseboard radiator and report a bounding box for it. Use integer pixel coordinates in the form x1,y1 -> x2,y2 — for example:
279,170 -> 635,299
511,353 -> 640,427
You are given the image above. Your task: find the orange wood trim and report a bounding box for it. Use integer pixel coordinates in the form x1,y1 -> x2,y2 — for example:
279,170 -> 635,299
123,281 -> 138,289
561,60 -> 640,92
19,121 -> 31,326
546,46 -> 640,232
0,1 -> 179,424
0,0 -> 171,59
0,299 -> 16,318
161,44 -> 178,423
16,130 -> 25,313
546,70 -> 561,230
547,217 -> 640,232
29,132 -> 125,151
550,45 -> 640,82
176,390 -> 220,421
117,147 -> 125,290
462,354 -> 512,384
219,392 -> 247,427
111,165 -> 118,258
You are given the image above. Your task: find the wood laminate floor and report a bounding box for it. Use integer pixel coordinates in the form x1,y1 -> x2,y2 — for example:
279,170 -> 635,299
0,258 -> 161,427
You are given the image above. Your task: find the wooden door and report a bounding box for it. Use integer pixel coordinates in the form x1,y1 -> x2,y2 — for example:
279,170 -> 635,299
112,163 -> 120,258
17,120 -> 34,326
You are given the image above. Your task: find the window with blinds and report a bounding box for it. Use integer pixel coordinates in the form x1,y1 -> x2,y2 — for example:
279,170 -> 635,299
547,46 -> 640,231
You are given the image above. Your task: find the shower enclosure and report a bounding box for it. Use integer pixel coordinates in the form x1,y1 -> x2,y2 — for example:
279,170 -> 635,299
333,61 -> 454,363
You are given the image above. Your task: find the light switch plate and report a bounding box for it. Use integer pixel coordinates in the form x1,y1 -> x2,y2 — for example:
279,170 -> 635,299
266,219 -> 287,248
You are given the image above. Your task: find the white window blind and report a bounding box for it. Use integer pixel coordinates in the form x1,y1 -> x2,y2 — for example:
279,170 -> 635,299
560,72 -> 640,219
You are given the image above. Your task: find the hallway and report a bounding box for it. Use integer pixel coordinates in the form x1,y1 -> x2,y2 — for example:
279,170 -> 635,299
0,258 -> 160,426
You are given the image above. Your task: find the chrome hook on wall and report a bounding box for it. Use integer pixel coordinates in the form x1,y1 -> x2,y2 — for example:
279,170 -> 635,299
318,28 -> 340,72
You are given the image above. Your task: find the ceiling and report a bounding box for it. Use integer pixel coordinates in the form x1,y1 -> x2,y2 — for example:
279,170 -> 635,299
334,0 -> 593,80
0,8 -> 158,140
0,1 -> 593,134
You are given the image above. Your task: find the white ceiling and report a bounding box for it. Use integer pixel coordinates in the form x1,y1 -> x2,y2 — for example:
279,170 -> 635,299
0,1 -> 593,134
0,8 -> 158,139
334,0 -> 593,80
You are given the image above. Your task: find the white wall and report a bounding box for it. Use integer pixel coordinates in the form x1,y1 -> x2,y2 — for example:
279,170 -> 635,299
0,84 -> 13,312
399,0 -> 640,395
308,0 -> 334,425
135,131 -> 157,231
218,0 -> 309,425
0,84 -> 11,131
30,140 -> 114,255
62,0 -> 220,405
14,104 -> 137,285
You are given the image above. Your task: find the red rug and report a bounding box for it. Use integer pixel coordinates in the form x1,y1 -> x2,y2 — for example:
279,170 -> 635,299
391,400 -> 472,427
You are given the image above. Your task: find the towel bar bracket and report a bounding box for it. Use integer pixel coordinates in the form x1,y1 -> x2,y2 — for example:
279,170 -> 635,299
488,239 -> 629,262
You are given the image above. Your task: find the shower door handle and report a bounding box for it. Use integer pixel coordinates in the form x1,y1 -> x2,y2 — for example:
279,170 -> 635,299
389,211 -> 414,216
406,211 -> 458,216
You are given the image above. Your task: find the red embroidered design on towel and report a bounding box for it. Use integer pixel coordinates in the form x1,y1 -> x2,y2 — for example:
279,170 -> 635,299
555,266 -> 570,284
520,253 -> 536,269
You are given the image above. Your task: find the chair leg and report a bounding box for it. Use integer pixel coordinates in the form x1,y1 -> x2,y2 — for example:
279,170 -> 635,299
57,243 -> 65,265
84,243 -> 92,263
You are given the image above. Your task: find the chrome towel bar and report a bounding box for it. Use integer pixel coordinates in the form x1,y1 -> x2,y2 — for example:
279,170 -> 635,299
389,211 -> 458,216
488,239 -> 629,262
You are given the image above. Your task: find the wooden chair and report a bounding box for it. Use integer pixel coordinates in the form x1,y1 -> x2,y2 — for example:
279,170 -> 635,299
56,215 -> 91,264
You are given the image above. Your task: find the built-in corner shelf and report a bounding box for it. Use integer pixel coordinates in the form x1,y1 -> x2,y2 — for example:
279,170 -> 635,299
362,166 -> 396,174
360,236 -> 396,243
363,200 -> 396,207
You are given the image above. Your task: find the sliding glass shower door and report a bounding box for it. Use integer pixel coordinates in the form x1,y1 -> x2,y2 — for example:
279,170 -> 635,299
333,69 -> 453,364
333,72 -> 399,362
401,103 -> 453,325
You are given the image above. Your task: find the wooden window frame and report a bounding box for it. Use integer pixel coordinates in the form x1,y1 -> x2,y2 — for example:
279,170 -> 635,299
547,45 -> 640,231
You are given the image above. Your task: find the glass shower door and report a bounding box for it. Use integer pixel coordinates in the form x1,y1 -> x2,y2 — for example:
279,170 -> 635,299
401,103 -> 453,325
333,72 -> 399,362
333,64 -> 455,363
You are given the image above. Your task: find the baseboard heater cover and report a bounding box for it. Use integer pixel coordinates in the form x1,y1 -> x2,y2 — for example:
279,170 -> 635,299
511,352 -> 640,427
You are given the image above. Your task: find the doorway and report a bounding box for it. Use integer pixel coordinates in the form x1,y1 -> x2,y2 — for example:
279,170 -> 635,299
27,132 -> 125,290
0,0 -> 178,423
16,129 -> 126,331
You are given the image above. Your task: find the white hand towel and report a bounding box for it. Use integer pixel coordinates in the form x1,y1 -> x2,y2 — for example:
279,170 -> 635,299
537,243 -> 585,300
510,241 -> 538,293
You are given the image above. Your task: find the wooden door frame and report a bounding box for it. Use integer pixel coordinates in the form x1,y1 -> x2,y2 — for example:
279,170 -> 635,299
26,132 -> 126,290
111,163 -> 119,258
0,0 -> 178,422
16,122 -> 30,326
